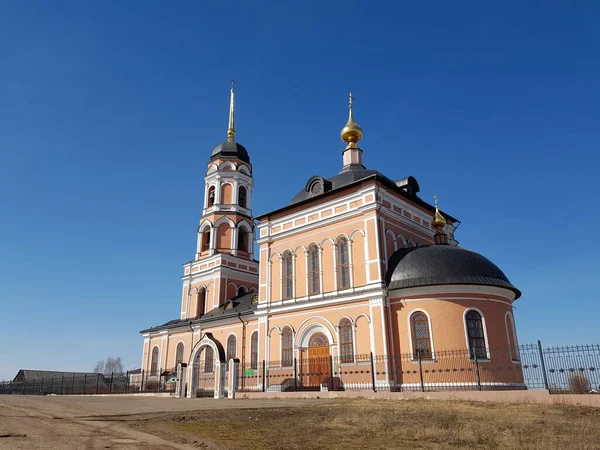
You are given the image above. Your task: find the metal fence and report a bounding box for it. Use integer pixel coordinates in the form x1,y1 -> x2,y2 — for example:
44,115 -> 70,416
2,342 -> 599,396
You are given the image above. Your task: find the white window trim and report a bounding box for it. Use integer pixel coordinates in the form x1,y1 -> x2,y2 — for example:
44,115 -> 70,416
463,307 -> 491,360
406,308 -> 436,361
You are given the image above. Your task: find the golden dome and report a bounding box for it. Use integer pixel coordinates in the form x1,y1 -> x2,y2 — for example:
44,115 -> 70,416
340,92 -> 363,149
432,195 -> 447,231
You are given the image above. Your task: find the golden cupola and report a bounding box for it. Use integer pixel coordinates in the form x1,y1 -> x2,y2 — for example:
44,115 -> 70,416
340,92 -> 363,150
432,195 -> 449,245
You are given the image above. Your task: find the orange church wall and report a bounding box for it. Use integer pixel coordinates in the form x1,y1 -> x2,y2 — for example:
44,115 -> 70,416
216,223 -> 232,251
388,290 -> 523,386
221,183 -> 233,204
263,212 -> 380,303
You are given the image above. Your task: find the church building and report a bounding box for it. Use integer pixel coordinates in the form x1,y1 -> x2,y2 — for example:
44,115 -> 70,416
139,85 -> 522,397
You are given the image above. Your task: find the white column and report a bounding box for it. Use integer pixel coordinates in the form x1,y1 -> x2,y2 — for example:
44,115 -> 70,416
214,178 -> 222,204
232,226 -> 239,256
348,239 -> 354,289
305,250 -> 310,298
318,247 -> 324,297
332,243 -> 338,291
291,253 -> 297,300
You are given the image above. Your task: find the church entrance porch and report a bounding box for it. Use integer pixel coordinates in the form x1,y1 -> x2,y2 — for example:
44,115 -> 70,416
300,332 -> 331,388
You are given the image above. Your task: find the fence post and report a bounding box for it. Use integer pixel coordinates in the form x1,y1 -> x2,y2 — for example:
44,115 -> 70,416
60,375 -> 64,395
83,374 -> 87,395
49,377 -> 54,395
109,372 -> 114,394
537,340 -> 550,390
370,352 -> 377,392
262,360 -> 266,392
96,373 -> 100,394
71,374 -> 76,394
473,350 -> 482,391
158,368 -> 161,393
31,379 -> 35,395
125,371 -> 129,393
293,357 -> 298,391
140,369 -> 144,392
40,378 -> 44,396
418,350 -> 425,392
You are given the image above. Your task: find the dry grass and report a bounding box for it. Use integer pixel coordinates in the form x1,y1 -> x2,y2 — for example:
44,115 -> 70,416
129,399 -> 600,449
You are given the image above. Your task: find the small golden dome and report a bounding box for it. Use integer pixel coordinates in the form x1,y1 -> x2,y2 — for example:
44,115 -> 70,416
340,92 -> 362,148
432,195 -> 447,231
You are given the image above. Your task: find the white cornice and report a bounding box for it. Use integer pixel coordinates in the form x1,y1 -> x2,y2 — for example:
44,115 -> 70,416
388,284 -> 516,302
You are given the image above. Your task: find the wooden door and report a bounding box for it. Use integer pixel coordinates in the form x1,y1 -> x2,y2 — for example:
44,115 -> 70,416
306,332 -> 330,386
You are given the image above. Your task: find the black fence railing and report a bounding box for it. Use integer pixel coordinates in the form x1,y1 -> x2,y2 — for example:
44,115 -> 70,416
2,343 -> 599,396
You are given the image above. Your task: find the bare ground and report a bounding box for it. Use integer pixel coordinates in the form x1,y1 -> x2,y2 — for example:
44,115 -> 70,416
128,398 -> 600,450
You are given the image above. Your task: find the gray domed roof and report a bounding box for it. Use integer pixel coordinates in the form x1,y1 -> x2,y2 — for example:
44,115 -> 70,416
211,140 -> 250,163
385,245 -> 521,299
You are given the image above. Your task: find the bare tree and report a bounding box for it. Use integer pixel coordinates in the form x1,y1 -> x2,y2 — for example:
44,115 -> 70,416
93,356 -> 124,375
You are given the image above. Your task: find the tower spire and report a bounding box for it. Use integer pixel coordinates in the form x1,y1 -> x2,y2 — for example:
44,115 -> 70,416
340,91 -> 363,150
340,91 -> 365,171
227,79 -> 235,141
432,195 -> 449,245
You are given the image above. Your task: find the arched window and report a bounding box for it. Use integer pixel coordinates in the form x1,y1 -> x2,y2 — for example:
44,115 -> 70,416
339,318 -> 354,363
282,327 -> 293,367
150,346 -> 159,375
283,252 -> 293,300
202,229 -> 211,252
308,245 -> 320,295
466,310 -> 487,359
410,312 -> 432,359
237,286 -> 247,297
175,342 -> 184,368
336,238 -> 350,289
227,335 -> 236,361
238,186 -> 247,208
238,229 -> 248,252
250,332 -> 259,369
204,347 -> 214,373
207,186 -> 215,207
196,289 -> 206,317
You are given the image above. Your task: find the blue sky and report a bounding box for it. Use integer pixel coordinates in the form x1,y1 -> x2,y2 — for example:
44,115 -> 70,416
0,2 -> 598,380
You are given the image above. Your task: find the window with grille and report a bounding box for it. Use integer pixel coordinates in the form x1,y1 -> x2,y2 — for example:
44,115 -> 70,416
204,347 -> 214,373
250,332 -> 259,369
308,245 -> 320,295
238,186 -> 247,208
283,252 -> 293,300
336,238 -> 350,289
150,346 -> 159,375
282,327 -> 293,367
175,343 -> 184,368
466,310 -> 487,359
339,318 -> 354,363
227,335 -> 236,361
410,312 -> 432,359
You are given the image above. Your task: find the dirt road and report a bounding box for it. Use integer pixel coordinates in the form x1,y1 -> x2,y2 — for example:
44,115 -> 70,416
0,395 -> 328,449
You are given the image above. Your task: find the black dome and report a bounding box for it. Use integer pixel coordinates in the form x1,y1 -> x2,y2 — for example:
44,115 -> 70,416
211,140 -> 250,163
386,245 -> 521,299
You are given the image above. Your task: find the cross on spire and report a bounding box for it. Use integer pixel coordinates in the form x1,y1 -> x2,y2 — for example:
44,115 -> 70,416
347,91 -> 354,109
230,79 -> 235,92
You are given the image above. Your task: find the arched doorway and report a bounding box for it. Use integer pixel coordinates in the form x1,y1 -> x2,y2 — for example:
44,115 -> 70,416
193,347 -> 216,397
303,332 -> 330,387
186,333 -> 226,399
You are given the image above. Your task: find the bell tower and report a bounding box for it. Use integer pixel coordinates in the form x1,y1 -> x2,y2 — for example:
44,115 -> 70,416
180,81 -> 259,320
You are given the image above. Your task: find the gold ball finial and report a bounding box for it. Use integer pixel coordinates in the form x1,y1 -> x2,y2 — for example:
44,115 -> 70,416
340,92 -> 363,149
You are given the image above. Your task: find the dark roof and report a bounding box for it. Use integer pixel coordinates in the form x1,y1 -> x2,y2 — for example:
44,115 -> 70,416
210,140 -> 250,163
139,291 -> 258,333
385,244 -> 521,299
13,370 -> 100,382
289,168 -> 396,205
197,291 -> 258,321
255,167 -> 457,223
